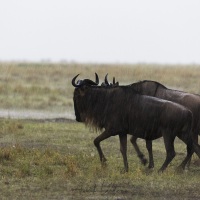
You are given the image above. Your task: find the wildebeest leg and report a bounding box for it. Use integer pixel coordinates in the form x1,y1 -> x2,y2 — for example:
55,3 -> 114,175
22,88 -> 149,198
193,143 -> 200,158
119,134 -> 128,172
177,134 -> 194,169
146,140 -> 154,169
193,131 -> 199,144
177,138 -> 194,170
158,134 -> 176,173
192,131 -> 200,158
93,130 -> 112,165
177,132 -> 200,169
130,136 -> 147,166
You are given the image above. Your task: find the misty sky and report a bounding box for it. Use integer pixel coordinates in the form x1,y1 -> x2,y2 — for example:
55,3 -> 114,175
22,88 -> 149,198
0,0 -> 200,64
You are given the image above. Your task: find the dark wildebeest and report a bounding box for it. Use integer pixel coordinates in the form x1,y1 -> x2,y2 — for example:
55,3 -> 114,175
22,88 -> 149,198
103,75 -> 200,168
72,74 -> 200,172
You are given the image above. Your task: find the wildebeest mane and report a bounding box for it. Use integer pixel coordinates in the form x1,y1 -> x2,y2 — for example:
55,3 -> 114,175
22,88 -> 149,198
131,80 -> 167,90
80,86 -> 139,131
142,80 -> 167,88
141,80 -> 200,97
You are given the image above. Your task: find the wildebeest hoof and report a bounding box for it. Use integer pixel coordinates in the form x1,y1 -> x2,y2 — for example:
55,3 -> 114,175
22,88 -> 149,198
101,161 -> 107,168
144,168 -> 153,175
175,166 -> 184,174
120,168 -> 128,174
141,158 -> 148,166
157,169 -> 164,174
148,164 -> 154,169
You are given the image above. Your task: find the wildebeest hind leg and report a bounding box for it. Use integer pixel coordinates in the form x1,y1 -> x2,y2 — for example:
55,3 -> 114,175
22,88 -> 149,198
119,134 -> 128,172
177,134 -> 194,169
130,136 -> 147,166
177,140 -> 193,171
158,134 -> 176,173
94,131 -> 112,165
192,131 -> 200,158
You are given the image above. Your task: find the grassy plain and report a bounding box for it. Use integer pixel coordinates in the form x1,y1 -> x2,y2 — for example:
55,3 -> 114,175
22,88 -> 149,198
1,62 -> 200,113
0,62 -> 200,199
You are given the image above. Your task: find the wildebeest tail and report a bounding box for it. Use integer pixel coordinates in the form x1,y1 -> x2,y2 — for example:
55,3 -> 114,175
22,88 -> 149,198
181,110 -> 193,136
178,110 -> 193,147
183,110 -> 200,158
193,143 -> 200,158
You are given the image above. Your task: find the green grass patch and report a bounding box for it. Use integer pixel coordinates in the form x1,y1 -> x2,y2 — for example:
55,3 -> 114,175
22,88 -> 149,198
0,119 -> 199,199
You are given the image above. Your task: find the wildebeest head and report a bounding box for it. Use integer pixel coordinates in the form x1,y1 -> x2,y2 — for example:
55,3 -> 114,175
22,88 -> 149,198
72,73 -> 99,122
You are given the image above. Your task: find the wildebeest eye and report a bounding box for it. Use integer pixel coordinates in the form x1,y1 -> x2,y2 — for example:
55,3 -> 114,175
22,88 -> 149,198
75,87 -> 86,97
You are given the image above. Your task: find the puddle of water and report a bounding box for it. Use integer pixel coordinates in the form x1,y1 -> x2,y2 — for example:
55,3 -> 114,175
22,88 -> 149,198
0,109 -> 75,120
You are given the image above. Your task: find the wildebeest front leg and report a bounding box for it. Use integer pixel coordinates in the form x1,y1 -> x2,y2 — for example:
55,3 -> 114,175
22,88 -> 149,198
130,136 -> 147,166
146,140 -> 154,169
93,131 -> 111,165
119,134 -> 128,172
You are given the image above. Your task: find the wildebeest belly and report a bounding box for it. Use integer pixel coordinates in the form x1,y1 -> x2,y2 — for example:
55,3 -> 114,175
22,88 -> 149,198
131,127 -> 162,140
128,117 -> 162,140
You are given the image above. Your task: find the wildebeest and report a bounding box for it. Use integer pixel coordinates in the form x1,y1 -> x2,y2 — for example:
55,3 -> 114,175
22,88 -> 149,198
72,74 -> 200,172
103,75 -> 200,168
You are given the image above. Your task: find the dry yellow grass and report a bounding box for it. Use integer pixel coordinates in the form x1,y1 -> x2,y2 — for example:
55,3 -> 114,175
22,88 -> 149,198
0,62 -> 200,112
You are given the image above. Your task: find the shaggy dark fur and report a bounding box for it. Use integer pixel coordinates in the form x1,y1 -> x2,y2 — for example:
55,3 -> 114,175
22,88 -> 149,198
72,75 -> 200,172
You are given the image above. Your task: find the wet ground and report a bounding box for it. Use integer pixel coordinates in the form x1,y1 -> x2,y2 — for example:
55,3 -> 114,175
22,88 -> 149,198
0,109 -> 75,122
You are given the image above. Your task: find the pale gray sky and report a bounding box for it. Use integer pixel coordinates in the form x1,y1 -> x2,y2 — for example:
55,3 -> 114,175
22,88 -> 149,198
0,0 -> 200,64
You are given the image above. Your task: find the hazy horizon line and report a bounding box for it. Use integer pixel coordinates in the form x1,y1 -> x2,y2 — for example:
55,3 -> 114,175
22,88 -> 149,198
0,59 -> 200,66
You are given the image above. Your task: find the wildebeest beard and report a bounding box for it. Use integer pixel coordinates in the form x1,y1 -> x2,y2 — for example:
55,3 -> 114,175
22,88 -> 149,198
74,86 -> 131,131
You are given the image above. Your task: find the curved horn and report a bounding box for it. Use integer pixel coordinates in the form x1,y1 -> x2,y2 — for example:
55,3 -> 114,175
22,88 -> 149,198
104,74 -> 109,85
113,77 -> 116,84
95,73 -> 99,85
72,74 -> 81,87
